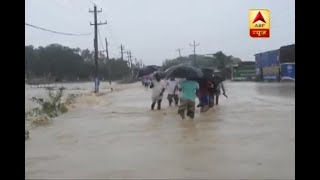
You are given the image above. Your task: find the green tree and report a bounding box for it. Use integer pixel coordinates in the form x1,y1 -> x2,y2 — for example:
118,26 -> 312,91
162,51 -> 242,71
25,44 -> 133,81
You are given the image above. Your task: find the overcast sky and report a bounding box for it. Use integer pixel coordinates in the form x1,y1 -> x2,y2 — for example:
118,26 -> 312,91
25,0 -> 295,65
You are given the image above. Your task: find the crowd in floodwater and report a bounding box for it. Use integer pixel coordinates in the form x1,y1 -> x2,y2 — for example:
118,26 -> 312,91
142,72 -> 226,119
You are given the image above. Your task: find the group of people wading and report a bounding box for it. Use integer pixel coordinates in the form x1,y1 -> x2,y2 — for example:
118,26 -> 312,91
144,72 -> 226,119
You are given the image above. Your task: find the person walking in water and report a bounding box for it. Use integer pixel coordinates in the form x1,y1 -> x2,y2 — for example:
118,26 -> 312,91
175,78 -> 185,104
166,77 -> 179,106
150,73 -> 166,110
215,80 -> 226,105
208,80 -> 215,108
143,76 -> 150,88
197,78 -> 211,112
178,78 -> 199,119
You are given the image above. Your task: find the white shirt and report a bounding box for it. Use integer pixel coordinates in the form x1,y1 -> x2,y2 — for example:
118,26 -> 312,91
151,79 -> 166,99
166,80 -> 178,95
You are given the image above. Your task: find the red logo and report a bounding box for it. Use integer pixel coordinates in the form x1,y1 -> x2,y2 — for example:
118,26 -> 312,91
249,9 -> 270,38
252,11 -> 266,23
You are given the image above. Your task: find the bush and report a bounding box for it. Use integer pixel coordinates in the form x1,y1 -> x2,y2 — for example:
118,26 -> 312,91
26,88 -> 69,120
25,89 -> 81,139
59,103 -> 68,113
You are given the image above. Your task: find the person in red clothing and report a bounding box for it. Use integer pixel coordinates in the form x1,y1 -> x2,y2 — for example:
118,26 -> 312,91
197,78 -> 211,112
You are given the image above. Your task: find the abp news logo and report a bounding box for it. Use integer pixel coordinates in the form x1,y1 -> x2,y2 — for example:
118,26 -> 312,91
249,9 -> 270,38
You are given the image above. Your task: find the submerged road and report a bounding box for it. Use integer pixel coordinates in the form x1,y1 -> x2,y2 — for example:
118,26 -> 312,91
25,81 -> 295,179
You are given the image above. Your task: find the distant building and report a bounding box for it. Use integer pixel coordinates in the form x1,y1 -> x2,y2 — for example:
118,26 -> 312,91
254,49 -> 280,81
279,44 -> 295,81
232,61 -> 256,81
254,44 -> 294,82
279,44 -> 295,63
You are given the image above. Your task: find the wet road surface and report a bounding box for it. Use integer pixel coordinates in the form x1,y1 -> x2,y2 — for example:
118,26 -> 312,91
25,81 -> 295,179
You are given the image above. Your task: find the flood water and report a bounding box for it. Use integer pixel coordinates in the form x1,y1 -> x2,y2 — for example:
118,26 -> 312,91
25,81 -> 295,179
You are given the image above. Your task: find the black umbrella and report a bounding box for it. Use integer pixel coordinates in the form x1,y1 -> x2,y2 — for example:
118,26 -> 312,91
201,67 -> 214,77
151,71 -> 165,79
165,64 -> 203,79
195,74 -> 223,88
137,65 -> 159,77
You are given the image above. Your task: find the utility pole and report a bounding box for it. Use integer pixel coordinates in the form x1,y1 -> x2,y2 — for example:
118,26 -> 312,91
105,38 -> 111,85
120,44 -> 125,61
89,4 -> 107,93
129,51 -> 132,70
125,51 -> 133,77
176,48 -> 183,58
189,40 -> 200,66
231,64 -> 234,81
105,38 -> 109,60
125,51 -> 132,69
28,59 -> 31,79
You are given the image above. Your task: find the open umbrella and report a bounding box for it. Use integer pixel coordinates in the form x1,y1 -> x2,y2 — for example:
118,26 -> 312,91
153,71 -> 165,79
194,75 -> 223,91
165,64 -> 203,79
213,71 -> 225,80
201,67 -> 214,77
137,65 -> 159,78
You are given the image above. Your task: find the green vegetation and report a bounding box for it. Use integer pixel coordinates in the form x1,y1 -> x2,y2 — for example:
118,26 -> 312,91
25,88 -> 82,139
30,88 -> 66,118
25,44 -> 135,81
25,88 -> 80,126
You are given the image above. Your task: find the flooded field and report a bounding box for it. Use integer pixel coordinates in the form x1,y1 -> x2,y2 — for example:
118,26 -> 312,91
25,81 -> 295,179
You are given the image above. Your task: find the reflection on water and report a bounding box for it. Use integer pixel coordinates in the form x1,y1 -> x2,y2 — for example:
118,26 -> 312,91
255,82 -> 295,98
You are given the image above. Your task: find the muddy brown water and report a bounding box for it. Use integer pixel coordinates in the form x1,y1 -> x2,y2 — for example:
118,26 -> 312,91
25,81 -> 295,179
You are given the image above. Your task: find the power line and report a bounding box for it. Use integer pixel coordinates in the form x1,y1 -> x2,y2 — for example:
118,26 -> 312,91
25,23 -> 92,36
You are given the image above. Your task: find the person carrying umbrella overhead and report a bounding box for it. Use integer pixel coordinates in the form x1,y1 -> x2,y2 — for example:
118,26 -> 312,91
164,64 -> 203,119
150,72 -> 166,110
178,78 -> 199,119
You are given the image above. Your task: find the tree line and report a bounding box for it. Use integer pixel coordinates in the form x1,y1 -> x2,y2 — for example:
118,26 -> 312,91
25,44 -> 243,81
25,44 -> 135,81
161,51 -> 242,71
